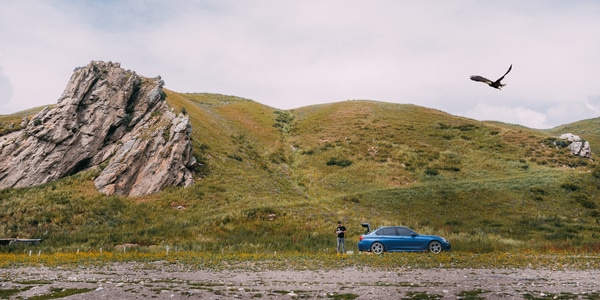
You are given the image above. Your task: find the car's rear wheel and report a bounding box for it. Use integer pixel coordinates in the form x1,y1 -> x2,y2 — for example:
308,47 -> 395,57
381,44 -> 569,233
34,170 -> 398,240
370,242 -> 384,254
428,241 -> 442,254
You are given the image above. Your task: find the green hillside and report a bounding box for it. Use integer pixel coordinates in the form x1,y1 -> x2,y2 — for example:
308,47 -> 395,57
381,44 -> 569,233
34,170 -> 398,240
546,117 -> 600,158
1,92 -> 599,253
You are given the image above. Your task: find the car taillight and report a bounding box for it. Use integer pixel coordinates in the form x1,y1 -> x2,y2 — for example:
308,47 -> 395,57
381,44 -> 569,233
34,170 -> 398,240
359,235 -> 364,241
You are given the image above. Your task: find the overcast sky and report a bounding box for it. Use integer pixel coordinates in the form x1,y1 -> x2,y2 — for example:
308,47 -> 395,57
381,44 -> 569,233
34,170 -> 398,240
1,1 -> 599,129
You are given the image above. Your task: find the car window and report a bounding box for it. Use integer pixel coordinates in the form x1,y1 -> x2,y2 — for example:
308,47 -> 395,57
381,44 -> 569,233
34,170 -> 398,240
396,227 -> 413,236
376,227 -> 397,236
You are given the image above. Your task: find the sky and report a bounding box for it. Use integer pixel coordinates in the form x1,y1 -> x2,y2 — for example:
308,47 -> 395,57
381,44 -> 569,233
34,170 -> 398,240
1,1 -> 600,129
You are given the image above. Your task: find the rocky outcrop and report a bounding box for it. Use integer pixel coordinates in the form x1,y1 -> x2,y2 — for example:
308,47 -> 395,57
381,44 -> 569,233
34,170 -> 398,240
0,61 -> 194,196
558,133 -> 592,159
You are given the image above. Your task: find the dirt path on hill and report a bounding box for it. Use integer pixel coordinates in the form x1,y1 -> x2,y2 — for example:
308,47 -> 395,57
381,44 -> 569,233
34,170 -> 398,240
1,263 -> 599,299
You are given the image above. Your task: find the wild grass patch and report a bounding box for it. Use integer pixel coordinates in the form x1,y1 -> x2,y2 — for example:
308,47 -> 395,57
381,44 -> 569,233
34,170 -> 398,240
402,291 -> 443,299
0,286 -> 34,299
1,249 -> 599,271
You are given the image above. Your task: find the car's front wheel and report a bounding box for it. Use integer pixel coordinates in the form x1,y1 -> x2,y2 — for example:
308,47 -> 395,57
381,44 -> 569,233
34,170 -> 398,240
370,242 -> 384,254
428,241 -> 442,254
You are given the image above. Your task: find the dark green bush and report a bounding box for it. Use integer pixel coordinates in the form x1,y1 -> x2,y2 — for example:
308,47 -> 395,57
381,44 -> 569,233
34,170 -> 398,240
424,168 -> 439,176
529,186 -> 548,195
560,182 -> 579,191
326,157 -> 353,167
573,194 -> 597,209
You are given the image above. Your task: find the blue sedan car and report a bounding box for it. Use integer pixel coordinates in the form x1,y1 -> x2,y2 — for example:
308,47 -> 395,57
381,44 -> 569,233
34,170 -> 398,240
357,225 -> 450,254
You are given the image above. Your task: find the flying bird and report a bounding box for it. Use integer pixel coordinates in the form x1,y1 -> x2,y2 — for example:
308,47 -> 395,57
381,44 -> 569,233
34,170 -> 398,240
470,64 -> 512,90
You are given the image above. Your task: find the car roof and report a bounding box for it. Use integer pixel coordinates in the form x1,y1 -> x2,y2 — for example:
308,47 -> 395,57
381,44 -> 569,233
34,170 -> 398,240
372,226 -> 414,233
377,226 -> 410,229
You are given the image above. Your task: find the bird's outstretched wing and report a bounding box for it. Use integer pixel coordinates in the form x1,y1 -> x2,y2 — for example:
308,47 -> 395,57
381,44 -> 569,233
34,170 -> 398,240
495,64 -> 512,82
470,75 -> 492,84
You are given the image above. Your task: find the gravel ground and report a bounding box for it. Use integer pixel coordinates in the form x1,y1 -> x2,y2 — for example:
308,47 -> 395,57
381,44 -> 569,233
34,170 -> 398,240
1,263 -> 599,299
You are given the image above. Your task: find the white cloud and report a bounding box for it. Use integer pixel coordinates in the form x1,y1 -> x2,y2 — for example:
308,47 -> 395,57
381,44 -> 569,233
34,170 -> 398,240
545,96 -> 600,126
465,103 -> 548,129
0,65 -> 13,109
583,95 -> 600,115
466,97 -> 600,129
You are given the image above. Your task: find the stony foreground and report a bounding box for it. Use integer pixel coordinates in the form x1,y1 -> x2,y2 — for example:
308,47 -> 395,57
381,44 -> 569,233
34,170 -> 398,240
1,263 -> 599,299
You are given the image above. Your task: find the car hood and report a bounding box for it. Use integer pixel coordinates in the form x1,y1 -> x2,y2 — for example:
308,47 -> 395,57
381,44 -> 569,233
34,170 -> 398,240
418,235 -> 449,243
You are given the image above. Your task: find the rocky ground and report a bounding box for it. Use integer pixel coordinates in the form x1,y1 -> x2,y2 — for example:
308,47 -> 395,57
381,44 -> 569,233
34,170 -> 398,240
1,262 -> 599,299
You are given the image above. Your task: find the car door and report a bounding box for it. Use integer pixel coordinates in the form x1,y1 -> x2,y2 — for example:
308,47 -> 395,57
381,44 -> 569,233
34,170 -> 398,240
375,227 -> 401,251
397,227 -> 426,251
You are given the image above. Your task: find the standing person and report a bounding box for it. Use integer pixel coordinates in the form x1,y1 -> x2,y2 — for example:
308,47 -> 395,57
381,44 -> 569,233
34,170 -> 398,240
336,221 -> 347,254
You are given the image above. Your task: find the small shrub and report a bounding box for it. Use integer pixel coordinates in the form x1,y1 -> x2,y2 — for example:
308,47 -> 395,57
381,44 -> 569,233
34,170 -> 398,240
560,182 -> 579,191
529,186 -> 547,195
321,142 -> 334,151
342,195 -> 360,204
424,168 -> 439,176
244,207 -> 278,220
326,157 -> 353,168
554,140 -> 569,148
592,164 -> 600,180
455,124 -> 478,131
274,110 -> 294,124
445,220 -> 463,226
573,194 -> 597,209
437,123 -> 451,129
228,154 -> 243,162
268,148 -> 287,164
544,231 -> 577,241
543,137 -> 558,147
302,149 -> 315,155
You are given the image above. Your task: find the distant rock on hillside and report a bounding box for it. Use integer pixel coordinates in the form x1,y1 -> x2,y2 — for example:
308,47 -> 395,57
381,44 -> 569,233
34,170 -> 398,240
0,61 -> 195,196
559,133 -> 592,159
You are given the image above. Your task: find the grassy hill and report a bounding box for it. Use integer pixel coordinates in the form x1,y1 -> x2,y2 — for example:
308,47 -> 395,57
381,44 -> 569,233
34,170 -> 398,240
546,117 -> 600,158
1,92 -> 599,253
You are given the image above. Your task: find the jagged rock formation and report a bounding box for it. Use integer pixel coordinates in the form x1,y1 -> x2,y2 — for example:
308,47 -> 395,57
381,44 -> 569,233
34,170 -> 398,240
0,61 -> 195,196
558,133 -> 592,159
